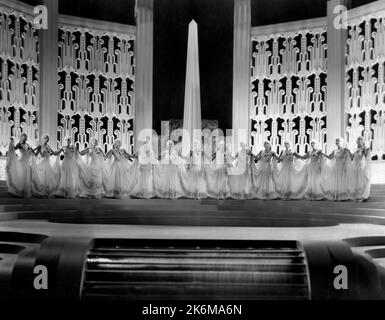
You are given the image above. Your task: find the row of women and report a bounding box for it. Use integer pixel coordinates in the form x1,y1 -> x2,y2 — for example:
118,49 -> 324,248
5,133 -> 371,201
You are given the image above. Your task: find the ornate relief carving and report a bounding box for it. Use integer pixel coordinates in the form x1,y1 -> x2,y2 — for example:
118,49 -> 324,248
57,25 -> 135,152
346,14 -> 385,160
0,6 -> 39,154
250,29 -> 327,154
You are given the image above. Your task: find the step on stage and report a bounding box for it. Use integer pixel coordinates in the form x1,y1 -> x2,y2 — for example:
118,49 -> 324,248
1,182 -> 385,241
1,181 -> 385,300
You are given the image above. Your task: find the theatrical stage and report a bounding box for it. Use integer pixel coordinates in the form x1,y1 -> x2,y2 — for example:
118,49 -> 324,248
1,181 -> 385,300
2,180 -> 385,255
1,0 -> 385,300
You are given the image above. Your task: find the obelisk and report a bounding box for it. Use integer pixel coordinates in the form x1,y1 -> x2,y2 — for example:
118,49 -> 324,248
182,20 -> 202,156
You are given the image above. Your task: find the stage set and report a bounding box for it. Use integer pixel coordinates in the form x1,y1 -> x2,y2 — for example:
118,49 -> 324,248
1,0 -> 385,300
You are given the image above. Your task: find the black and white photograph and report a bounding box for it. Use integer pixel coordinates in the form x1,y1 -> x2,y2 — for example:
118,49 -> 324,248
0,0 -> 385,310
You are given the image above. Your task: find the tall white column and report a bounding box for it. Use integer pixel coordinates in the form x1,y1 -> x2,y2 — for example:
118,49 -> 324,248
232,0 -> 251,152
39,0 -> 59,147
326,0 -> 348,152
135,0 -> 153,149
182,20 -> 202,157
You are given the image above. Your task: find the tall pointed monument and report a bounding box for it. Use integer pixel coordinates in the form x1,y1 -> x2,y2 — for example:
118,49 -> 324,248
182,20 -> 201,156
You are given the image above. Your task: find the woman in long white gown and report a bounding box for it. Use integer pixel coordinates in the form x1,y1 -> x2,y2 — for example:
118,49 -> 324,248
350,136 -> 371,201
54,136 -> 81,198
299,140 -> 325,200
6,134 -> 33,198
154,140 -> 184,199
273,141 -> 306,200
131,137 -> 156,199
228,142 -> 252,199
31,134 -> 59,198
205,141 -> 230,199
182,139 -> 208,199
251,141 -> 279,200
322,137 -> 352,201
104,140 -> 135,198
78,137 -> 106,199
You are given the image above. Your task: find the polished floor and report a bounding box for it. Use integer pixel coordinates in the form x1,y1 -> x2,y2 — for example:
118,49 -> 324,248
0,181 -> 385,242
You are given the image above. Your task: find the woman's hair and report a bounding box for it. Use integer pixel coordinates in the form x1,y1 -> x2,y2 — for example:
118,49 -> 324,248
90,137 -> 98,145
20,132 -> 27,139
357,136 -> 365,145
166,140 -> 174,147
41,134 -> 49,142
336,136 -> 345,147
310,140 -> 318,149
114,139 -> 121,147
217,140 -> 225,149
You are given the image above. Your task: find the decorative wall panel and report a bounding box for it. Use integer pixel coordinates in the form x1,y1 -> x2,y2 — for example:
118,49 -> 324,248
250,28 -> 327,154
346,11 -> 385,160
57,24 -> 135,153
0,5 -> 39,155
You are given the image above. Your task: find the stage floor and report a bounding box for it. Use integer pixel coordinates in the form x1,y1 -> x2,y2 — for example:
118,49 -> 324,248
1,182 -> 385,242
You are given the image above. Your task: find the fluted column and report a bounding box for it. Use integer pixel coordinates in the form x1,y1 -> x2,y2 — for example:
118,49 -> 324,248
232,0 -> 251,152
135,0 -> 153,148
38,0 -> 59,147
326,0 -> 348,152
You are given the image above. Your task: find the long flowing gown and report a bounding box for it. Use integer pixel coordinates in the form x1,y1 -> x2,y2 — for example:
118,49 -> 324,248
154,149 -> 185,199
322,148 -> 352,201
6,142 -> 32,198
205,149 -> 230,199
104,149 -> 135,198
31,145 -> 59,197
251,151 -> 278,200
302,150 -> 325,200
55,146 -> 80,198
350,147 -> 371,200
131,143 -> 155,199
228,149 -> 252,199
182,150 -> 208,199
78,147 -> 106,198
273,150 -> 306,200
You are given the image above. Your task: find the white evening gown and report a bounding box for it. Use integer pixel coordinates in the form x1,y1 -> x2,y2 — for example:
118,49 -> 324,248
131,144 -> 155,199
273,151 -> 306,200
350,147 -> 371,200
104,150 -> 136,198
55,146 -> 81,198
154,150 -> 185,199
78,147 -> 106,199
31,145 -> 59,197
251,151 -> 278,200
322,148 -> 352,201
205,150 -> 230,199
302,150 -> 325,200
182,150 -> 208,199
228,149 -> 252,199
6,142 -> 33,198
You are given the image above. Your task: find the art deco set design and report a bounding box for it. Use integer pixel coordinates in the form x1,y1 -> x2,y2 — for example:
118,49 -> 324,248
250,4 -> 385,161
0,1 -> 384,163
57,25 -> 135,153
0,7 -> 39,155
250,28 -> 327,155
346,11 -> 385,161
